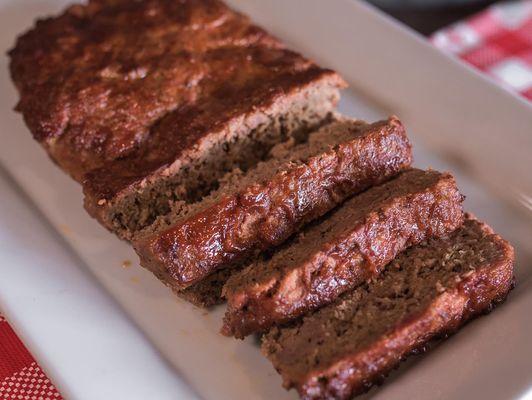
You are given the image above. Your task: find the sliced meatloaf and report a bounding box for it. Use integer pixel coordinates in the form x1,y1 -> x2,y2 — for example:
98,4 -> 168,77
222,169 -> 464,338
178,267 -> 238,308
134,117 -> 412,293
262,216 -> 514,400
9,0 -> 346,238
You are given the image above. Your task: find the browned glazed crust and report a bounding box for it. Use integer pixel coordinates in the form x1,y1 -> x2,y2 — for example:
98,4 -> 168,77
133,117 -> 412,291
222,169 -> 464,338
9,0 -> 344,192
262,217 -> 515,400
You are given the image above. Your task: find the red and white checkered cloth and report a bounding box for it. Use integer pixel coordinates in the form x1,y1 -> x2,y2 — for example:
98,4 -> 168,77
0,315 -> 62,400
1,2 -> 531,400
431,0 -> 532,100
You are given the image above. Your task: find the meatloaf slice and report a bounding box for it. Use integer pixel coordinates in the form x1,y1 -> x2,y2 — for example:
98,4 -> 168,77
262,216 -> 514,400
134,117 -> 412,293
9,0 -> 345,238
222,169 -> 464,338
177,267 -> 237,308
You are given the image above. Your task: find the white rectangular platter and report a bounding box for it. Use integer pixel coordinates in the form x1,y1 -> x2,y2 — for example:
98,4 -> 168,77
0,1 -> 531,399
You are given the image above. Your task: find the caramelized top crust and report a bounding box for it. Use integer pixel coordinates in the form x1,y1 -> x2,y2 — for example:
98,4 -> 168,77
9,0 -> 344,187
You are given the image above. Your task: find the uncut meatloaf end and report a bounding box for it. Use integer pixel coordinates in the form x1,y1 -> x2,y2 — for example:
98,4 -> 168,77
84,75 -> 344,240
8,0 -> 346,239
133,117 -> 412,293
262,216 -> 514,400
222,169 -> 464,338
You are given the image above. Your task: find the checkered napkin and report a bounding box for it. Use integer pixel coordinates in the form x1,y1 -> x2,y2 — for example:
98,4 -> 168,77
0,315 -> 62,400
431,0 -> 532,101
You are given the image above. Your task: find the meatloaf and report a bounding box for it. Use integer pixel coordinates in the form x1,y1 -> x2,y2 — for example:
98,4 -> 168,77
177,266 -> 240,307
134,117 -> 412,293
222,168 -> 464,338
262,216 -> 514,400
9,0 -> 346,239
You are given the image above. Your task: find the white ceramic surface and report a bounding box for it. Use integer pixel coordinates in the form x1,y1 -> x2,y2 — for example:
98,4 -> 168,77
0,1 -> 531,399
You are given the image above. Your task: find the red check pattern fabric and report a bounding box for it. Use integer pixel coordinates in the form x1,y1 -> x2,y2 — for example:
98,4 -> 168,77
431,0 -> 532,101
0,315 -> 62,400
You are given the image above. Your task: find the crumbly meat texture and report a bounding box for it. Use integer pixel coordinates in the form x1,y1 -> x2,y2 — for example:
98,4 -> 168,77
177,264 -> 246,308
134,117 -> 413,292
177,268 -> 233,307
84,84 -> 341,239
262,216 -> 514,400
9,0 -> 345,235
222,169 -> 464,338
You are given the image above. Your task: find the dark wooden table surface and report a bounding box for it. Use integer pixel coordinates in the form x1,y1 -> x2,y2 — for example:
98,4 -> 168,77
369,0 -> 511,35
